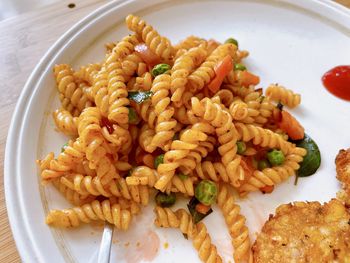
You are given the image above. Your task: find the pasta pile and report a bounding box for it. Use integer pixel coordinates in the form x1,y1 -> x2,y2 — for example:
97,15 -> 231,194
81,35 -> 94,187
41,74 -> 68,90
39,14 -> 307,263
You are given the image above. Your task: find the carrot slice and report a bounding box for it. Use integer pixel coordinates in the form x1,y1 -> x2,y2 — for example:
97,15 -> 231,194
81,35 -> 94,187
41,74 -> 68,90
278,111 -> 305,140
240,157 -> 255,178
135,43 -> 160,67
238,70 -> 260,87
208,55 -> 233,93
195,203 -> 211,214
260,185 -> 274,194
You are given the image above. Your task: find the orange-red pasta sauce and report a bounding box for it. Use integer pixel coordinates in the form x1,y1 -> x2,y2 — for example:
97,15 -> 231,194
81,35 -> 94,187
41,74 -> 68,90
322,65 -> 350,101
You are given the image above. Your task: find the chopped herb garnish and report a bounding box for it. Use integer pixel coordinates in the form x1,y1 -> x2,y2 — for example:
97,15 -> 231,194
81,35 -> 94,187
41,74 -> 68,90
61,142 -> 69,152
293,134 -> 321,177
128,91 -> 153,104
177,173 -> 188,180
128,107 -> 140,124
187,197 -> 213,224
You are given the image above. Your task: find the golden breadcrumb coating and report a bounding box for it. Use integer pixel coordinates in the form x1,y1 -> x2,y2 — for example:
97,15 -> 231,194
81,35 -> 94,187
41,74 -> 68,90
252,199 -> 350,263
336,148 -> 350,188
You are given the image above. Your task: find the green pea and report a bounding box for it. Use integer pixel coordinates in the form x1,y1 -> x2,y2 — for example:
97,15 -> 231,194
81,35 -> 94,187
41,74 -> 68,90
258,159 -> 270,170
154,154 -> 164,169
151,63 -> 171,77
195,180 -> 218,206
225,38 -> 239,47
234,63 -> 246,71
236,141 -> 246,154
128,107 -> 140,124
61,142 -> 69,152
155,191 -> 176,207
177,173 -> 188,181
267,149 -> 285,166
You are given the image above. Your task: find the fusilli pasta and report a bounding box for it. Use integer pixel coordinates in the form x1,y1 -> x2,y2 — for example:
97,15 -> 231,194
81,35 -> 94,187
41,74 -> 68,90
40,14 -> 312,263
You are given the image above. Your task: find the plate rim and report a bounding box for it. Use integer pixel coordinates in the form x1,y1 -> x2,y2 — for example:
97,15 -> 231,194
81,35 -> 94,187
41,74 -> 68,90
4,0 -> 350,261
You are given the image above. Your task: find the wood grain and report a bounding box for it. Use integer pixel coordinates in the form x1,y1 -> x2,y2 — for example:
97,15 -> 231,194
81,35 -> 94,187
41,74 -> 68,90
0,1 -> 107,262
0,0 -> 349,262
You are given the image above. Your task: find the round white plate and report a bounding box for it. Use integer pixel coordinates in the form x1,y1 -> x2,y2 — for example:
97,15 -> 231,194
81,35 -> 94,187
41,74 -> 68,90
5,0 -> 350,262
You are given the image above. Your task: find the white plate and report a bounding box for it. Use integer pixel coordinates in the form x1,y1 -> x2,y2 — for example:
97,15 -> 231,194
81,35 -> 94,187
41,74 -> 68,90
5,0 -> 350,262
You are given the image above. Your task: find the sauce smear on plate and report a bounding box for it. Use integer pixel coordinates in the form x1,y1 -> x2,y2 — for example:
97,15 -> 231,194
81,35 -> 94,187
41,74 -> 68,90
322,65 -> 350,101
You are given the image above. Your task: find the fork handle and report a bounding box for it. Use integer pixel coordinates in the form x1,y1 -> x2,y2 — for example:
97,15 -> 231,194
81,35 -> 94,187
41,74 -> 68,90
97,223 -> 114,263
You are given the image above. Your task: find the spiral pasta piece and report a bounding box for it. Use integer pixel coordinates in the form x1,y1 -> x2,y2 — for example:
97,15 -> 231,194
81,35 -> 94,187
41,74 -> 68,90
111,178 -> 150,205
53,108 -> 78,136
266,84 -> 301,108
105,61 -> 129,124
109,34 -> 139,61
126,14 -> 174,63
52,179 -> 95,206
90,50 -> 140,124
101,123 -> 131,155
60,174 -> 113,197
104,42 -> 116,54
46,199 -> 132,230
61,174 -> 149,204
238,147 -> 307,195
229,100 -> 249,121
78,107 -> 120,186
107,53 -> 142,124
177,122 -> 216,175
194,161 -> 230,183
174,35 -> 206,51
191,97 -> 245,187
171,45 -> 207,104
74,63 -> 101,86
73,158 -> 97,177
54,64 -> 80,116
154,207 -> 223,263
38,139 -> 85,182
126,166 -> 195,196
217,184 -> 251,262
187,43 -> 237,93
155,126 -> 209,192
149,74 -> 178,151
135,72 -> 152,91
78,108 -> 108,166
54,64 -> 93,115
213,89 -> 235,108
235,122 -> 294,154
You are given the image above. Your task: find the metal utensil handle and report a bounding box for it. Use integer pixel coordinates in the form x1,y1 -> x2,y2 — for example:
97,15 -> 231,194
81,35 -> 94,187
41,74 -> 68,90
97,223 -> 114,263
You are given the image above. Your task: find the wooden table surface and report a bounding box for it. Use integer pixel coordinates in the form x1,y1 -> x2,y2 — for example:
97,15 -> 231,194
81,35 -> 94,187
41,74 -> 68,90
0,0 -> 349,262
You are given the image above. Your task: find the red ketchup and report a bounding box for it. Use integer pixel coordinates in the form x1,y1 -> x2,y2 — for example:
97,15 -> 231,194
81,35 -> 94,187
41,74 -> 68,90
322,65 -> 350,101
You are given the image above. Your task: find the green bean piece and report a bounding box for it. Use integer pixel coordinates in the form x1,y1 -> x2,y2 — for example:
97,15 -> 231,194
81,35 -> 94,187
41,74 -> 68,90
128,107 -> 140,124
195,180 -> 218,206
267,149 -> 285,166
155,192 -> 176,207
154,154 -> 164,169
258,159 -> 270,170
236,141 -> 247,154
234,63 -> 246,71
151,63 -> 171,77
61,142 -> 69,152
225,38 -> 239,47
